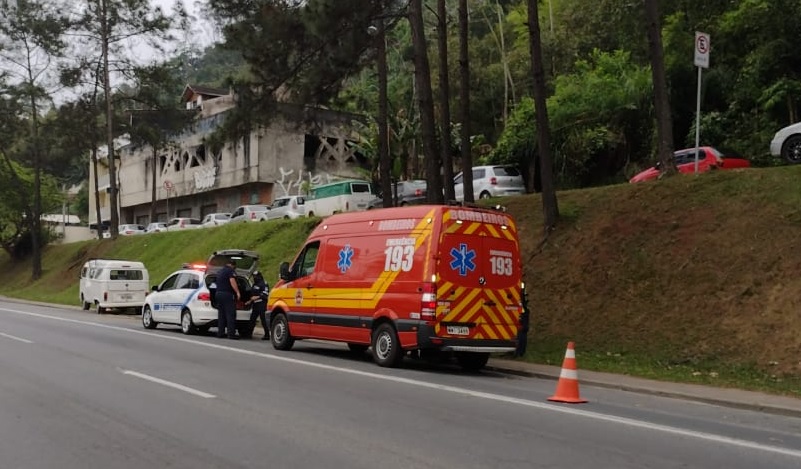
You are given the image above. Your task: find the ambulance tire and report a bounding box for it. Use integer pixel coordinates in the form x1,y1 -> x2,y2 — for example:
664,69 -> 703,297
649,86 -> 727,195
455,352 -> 490,372
271,313 -> 295,350
371,323 -> 403,368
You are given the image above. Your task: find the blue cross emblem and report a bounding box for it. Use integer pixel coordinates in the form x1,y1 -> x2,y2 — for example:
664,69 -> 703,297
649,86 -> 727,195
337,244 -> 354,273
450,243 -> 476,276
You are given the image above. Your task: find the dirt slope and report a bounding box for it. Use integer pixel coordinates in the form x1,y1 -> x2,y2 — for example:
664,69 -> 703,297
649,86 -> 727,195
509,165 -> 801,377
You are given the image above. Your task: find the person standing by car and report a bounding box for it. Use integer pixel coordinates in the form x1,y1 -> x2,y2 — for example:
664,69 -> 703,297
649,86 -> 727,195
247,271 -> 270,340
215,259 -> 241,340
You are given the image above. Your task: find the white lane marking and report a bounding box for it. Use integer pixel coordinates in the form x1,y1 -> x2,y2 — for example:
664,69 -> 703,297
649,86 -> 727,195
4,306 -> 801,460
122,369 -> 216,399
0,331 -> 34,344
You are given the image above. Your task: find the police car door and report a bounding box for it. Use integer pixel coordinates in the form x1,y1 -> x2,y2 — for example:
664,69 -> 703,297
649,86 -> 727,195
168,273 -> 200,324
152,273 -> 179,322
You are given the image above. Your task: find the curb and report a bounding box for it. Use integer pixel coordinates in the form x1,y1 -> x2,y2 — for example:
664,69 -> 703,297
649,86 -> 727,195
486,361 -> 801,419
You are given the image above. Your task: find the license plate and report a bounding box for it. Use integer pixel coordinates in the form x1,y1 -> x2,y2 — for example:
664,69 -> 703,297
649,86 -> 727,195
120,294 -> 132,300
446,325 -> 470,335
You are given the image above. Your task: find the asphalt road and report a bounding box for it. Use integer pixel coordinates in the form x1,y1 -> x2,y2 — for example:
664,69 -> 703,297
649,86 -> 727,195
1,302 -> 800,469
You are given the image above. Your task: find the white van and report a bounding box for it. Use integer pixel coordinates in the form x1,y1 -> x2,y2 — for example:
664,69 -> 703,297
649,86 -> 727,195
304,180 -> 374,217
79,259 -> 150,314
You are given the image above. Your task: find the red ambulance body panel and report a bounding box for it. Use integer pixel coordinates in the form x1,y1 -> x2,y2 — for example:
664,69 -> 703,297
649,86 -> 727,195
267,205 -> 523,370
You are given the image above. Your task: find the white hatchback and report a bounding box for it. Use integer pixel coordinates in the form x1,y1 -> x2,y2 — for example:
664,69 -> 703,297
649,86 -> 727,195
141,250 -> 260,336
453,165 -> 525,200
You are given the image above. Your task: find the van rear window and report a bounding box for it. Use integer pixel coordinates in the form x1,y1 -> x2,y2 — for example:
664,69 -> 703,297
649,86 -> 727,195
109,270 -> 144,281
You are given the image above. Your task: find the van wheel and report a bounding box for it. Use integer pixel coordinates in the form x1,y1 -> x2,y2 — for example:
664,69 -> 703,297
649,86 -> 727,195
271,313 -> 295,350
347,343 -> 368,354
95,302 -> 105,315
372,323 -> 403,367
455,352 -> 490,372
142,306 -> 157,329
181,310 -> 196,335
81,296 -> 90,310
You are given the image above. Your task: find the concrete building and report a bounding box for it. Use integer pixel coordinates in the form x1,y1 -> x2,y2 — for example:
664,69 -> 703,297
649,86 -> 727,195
89,85 -> 369,226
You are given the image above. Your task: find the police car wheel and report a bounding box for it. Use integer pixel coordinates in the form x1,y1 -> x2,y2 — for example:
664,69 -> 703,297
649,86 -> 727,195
142,306 -> 158,329
181,310 -> 196,335
271,313 -> 295,350
372,323 -> 403,368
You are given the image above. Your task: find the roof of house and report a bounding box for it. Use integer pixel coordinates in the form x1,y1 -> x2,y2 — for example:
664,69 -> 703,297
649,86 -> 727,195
180,84 -> 230,103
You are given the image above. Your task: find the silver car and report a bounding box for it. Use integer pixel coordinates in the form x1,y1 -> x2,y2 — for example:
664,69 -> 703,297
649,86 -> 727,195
201,212 -> 232,228
453,165 -> 525,200
259,196 -> 305,221
229,204 -> 270,223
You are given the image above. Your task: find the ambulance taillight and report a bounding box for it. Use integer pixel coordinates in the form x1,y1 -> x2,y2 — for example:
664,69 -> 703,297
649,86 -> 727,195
421,282 -> 437,320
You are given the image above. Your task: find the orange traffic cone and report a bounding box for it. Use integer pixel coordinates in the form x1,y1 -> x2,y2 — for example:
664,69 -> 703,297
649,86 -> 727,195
548,341 -> 588,404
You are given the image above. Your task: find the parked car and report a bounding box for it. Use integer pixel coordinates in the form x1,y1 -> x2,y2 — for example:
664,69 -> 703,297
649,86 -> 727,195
770,122 -> 801,164
119,224 -> 146,236
367,180 -> 428,209
141,249 -> 259,336
229,204 -> 270,223
629,146 -> 751,183
304,180 -> 375,217
453,165 -> 525,201
166,217 -> 203,231
144,222 -> 167,234
201,212 -> 231,228
80,259 -> 149,314
259,196 -> 305,221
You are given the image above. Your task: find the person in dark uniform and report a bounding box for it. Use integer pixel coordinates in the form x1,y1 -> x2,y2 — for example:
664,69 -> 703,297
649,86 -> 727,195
215,259 -> 241,340
515,286 -> 531,357
247,271 -> 270,340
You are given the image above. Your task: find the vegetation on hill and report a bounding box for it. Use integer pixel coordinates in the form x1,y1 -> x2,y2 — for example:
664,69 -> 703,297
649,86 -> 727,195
2,166 -> 800,396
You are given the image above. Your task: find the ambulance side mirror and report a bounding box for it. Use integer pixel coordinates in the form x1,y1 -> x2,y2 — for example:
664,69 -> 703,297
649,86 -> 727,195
279,262 -> 292,281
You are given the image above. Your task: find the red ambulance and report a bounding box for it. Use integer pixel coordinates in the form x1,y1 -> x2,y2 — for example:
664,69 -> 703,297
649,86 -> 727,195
267,205 -> 523,370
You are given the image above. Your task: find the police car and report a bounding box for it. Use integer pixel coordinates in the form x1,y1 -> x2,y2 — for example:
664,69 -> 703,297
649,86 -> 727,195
142,249 -> 260,336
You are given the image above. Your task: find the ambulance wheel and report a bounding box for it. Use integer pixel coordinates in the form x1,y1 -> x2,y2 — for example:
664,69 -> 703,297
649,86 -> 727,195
372,323 -> 403,368
347,343 -> 368,354
455,352 -> 490,372
142,306 -> 157,329
181,309 -> 196,335
271,313 -> 295,350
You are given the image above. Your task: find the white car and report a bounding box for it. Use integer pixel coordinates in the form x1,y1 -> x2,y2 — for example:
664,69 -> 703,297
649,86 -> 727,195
201,212 -> 231,228
770,122 -> 801,164
144,222 -> 168,234
119,224 -> 146,235
453,165 -> 525,200
142,249 -> 259,336
229,204 -> 270,223
259,196 -> 305,221
166,217 -> 203,231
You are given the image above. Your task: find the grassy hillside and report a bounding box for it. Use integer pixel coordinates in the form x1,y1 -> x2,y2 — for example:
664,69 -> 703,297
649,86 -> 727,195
2,166 -> 800,396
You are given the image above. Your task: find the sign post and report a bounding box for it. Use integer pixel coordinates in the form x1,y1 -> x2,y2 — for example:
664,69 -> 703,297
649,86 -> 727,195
693,32 -> 710,174
163,180 -> 174,219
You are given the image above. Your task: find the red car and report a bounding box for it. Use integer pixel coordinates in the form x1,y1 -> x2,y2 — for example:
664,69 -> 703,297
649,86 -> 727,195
629,146 -> 750,183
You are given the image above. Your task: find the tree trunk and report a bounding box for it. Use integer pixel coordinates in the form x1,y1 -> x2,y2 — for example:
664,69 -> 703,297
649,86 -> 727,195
409,0 -> 443,204
150,145 -> 157,222
644,0 -> 675,174
92,148 -> 102,239
458,0 -> 474,202
27,68 -> 42,279
527,0 -> 559,233
101,0 -> 119,237
376,19 -> 392,208
437,0 -> 455,202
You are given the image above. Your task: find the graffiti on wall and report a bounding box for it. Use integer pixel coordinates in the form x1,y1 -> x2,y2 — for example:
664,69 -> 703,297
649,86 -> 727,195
276,167 -> 334,197
193,166 -> 217,191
